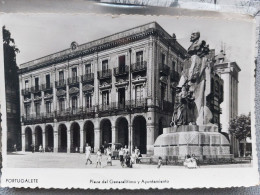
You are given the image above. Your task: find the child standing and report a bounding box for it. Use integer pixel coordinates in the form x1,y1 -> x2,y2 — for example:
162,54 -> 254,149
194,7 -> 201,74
96,149 -> 102,168
107,153 -> 112,166
157,157 -> 162,169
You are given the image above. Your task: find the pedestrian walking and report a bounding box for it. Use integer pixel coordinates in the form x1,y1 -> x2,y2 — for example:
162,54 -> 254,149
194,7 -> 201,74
96,149 -> 102,168
119,147 -> 124,167
85,143 -> 92,165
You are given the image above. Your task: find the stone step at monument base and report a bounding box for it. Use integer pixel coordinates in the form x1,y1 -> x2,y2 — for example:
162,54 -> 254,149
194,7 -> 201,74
153,125 -> 232,163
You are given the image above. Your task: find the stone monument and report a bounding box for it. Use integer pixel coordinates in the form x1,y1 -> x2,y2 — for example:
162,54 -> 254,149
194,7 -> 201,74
153,32 -> 232,161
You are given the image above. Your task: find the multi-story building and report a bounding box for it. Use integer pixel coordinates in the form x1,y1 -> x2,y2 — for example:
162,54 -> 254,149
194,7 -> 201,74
19,22 -> 187,155
214,50 -> 241,157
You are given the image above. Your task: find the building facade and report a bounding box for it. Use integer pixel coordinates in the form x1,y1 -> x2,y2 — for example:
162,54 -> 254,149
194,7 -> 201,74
19,22 -> 187,155
214,50 -> 241,156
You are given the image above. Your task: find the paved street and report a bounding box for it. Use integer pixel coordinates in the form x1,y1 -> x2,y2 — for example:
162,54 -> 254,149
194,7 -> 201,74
6,152 -> 252,169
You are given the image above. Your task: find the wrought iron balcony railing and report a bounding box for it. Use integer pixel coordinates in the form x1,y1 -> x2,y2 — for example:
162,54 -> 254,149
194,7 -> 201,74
67,76 -> 80,85
131,61 -> 147,73
81,73 -> 94,83
159,63 -> 170,76
97,69 -> 112,79
114,65 -> 129,77
21,88 -> 31,96
42,83 -> 53,91
55,79 -> 66,88
31,85 -> 42,93
170,70 -> 180,83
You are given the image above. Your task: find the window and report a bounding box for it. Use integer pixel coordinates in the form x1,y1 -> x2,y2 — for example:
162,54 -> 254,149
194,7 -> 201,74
162,53 -> 166,65
136,51 -> 143,65
59,71 -> 64,82
85,64 -> 91,74
35,103 -> 41,117
59,98 -> 65,113
25,80 -> 29,90
118,55 -> 126,72
25,104 -> 30,118
46,101 -> 51,113
172,61 -> 176,71
118,88 -> 125,108
46,74 -> 50,88
35,77 -> 39,90
72,67 -> 77,77
102,91 -> 109,106
72,96 -> 78,114
102,60 -> 108,71
135,85 -> 143,106
161,85 -> 166,101
85,94 -> 92,109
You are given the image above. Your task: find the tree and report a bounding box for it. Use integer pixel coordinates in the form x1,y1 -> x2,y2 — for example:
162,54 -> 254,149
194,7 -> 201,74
229,113 -> 251,157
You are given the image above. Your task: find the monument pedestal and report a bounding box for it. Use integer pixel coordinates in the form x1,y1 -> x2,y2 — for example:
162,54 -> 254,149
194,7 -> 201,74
153,125 -> 232,162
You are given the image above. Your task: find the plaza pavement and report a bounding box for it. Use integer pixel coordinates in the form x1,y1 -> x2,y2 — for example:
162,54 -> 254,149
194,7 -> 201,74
6,152 -> 252,169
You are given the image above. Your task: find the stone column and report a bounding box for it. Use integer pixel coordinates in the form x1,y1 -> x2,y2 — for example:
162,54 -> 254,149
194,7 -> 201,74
42,131 -> 46,152
111,125 -> 117,144
80,129 -> 84,153
22,134 -> 26,152
67,129 -> 71,153
21,126 -> 26,152
94,128 -> 100,153
32,128 -> 36,148
65,68 -> 70,109
79,121 -> 84,153
128,124 -> 133,153
146,124 -> 155,156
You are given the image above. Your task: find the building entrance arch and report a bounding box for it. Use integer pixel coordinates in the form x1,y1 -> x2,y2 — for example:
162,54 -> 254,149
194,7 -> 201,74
100,119 -> 112,151
133,116 -> 147,154
25,127 -> 32,151
35,126 -> 43,152
116,117 -> 128,147
58,124 -> 67,152
45,125 -> 54,152
84,120 -> 94,152
70,122 -> 80,153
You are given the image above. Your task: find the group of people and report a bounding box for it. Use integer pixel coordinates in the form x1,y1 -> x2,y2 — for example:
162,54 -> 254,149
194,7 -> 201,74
85,143 -> 142,168
183,154 -> 198,169
119,146 -> 142,168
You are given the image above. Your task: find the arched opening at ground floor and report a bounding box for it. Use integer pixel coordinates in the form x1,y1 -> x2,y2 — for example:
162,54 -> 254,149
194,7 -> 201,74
45,125 -> 54,152
100,119 -> 112,153
58,124 -> 67,152
116,117 -> 128,147
133,116 -> 147,154
70,122 -> 80,153
84,120 -> 94,153
25,127 -> 32,151
35,126 -> 43,152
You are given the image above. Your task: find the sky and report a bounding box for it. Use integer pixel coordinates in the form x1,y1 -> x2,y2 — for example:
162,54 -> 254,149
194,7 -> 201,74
1,13 -> 256,115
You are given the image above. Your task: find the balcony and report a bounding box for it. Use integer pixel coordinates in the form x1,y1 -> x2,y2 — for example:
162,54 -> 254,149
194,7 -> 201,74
159,63 -> 170,76
67,76 -> 80,86
81,73 -> 94,83
31,85 -> 42,93
114,65 -> 129,77
42,112 -> 55,122
82,106 -> 95,118
22,113 -> 44,125
97,69 -> 112,80
170,70 -> 180,83
55,79 -> 66,88
131,61 -> 147,73
42,83 -> 53,91
22,88 -> 31,96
